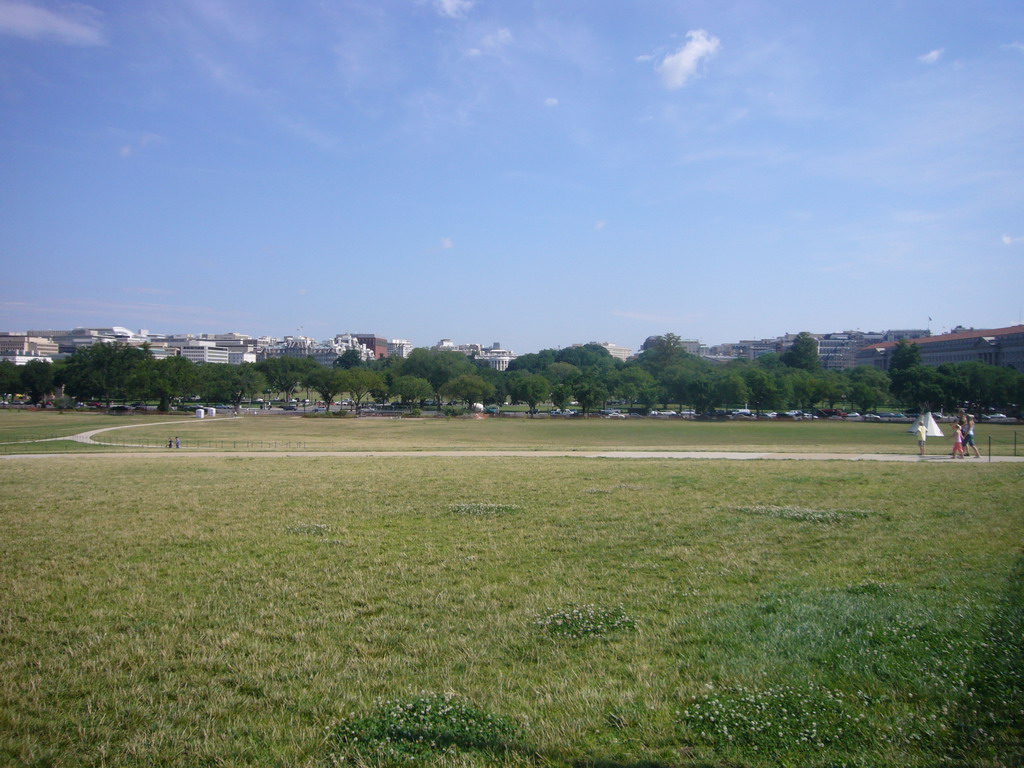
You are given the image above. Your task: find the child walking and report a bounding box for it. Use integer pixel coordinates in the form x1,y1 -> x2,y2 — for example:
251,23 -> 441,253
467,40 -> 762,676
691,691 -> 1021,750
951,423 -> 965,459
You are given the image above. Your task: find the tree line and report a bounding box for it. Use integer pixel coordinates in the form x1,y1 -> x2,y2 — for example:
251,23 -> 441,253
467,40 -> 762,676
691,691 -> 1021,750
2,332 -> 1021,415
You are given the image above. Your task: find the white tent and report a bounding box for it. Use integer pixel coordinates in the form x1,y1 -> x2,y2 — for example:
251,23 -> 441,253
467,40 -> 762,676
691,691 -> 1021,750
908,411 -> 944,438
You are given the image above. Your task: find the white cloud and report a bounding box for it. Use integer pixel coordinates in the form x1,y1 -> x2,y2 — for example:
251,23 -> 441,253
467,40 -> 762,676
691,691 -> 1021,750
656,30 -> 720,89
1004,41 -> 1024,54
435,0 -> 473,19
545,97 -> 559,107
595,220 -> 607,230
441,237 -> 454,249
918,48 -> 944,64
0,0 -> 105,45
465,27 -> 511,58
1002,234 -> 1024,245
119,133 -> 164,158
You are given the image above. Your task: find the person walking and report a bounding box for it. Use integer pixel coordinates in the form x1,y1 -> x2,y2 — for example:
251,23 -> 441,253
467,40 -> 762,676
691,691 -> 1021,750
916,420 -> 928,456
951,422 -> 965,459
963,415 -> 981,458
174,436 -> 181,449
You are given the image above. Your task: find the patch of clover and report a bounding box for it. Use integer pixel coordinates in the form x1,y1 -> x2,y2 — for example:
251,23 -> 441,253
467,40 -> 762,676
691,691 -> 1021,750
535,604 -> 636,638
448,503 -> 521,516
730,505 -> 871,523
327,692 -> 525,761
680,682 -> 870,754
285,523 -> 331,536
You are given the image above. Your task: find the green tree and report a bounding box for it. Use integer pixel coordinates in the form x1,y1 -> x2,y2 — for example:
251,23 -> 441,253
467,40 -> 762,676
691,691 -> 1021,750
340,368 -> 384,411
305,367 -> 348,410
715,373 -> 748,410
780,332 -> 820,371
136,356 -> 198,411
516,374 -> 548,415
392,375 -> 432,405
441,374 -> 496,406
59,342 -> 149,406
742,368 -> 783,412
334,348 -> 364,369
398,349 -> 475,407
258,357 -> 313,401
572,376 -> 608,415
550,383 -> 573,410
20,359 -> 54,405
0,360 -> 19,400
847,366 -> 890,413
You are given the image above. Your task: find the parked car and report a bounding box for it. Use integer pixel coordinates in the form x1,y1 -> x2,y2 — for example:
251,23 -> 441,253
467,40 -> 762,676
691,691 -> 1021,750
864,413 -> 882,421
604,411 -> 627,419
980,413 -> 1008,420
845,412 -> 861,419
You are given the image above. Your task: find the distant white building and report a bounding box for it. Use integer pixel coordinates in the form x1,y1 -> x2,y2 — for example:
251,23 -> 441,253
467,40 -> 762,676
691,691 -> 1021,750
388,339 -> 414,358
577,341 -> 632,361
432,339 -> 517,370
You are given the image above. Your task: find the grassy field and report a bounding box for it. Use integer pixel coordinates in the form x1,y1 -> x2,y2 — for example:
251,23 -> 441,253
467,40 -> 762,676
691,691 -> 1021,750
1,455 -> 1021,767
2,410 -> 1021,455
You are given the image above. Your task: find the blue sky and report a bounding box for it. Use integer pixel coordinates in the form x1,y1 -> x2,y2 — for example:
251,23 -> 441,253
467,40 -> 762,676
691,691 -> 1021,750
1,0 -> 1022,353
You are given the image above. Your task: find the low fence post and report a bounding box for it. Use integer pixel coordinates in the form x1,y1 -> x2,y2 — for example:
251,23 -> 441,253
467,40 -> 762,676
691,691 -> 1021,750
988,435 -> 992,463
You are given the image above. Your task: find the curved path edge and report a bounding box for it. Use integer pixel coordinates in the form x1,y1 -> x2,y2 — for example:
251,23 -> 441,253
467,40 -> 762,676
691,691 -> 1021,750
2,450 -> 1021,462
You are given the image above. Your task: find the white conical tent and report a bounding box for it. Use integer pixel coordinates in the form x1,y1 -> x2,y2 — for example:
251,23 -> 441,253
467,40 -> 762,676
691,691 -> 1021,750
908,411 -> 944,438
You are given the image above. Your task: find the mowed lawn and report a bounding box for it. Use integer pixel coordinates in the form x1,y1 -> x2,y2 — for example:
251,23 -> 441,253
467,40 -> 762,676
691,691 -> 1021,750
3,409 -> 1018,455
1,456 -> 1021,767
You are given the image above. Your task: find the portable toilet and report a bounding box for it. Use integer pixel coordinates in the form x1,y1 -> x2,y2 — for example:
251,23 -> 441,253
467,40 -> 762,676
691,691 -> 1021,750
195,408 -> 205,419
206,407 -> 216,418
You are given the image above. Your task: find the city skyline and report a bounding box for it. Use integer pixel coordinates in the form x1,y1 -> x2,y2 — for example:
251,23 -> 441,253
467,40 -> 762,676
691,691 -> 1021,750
2,1 -> 1022,352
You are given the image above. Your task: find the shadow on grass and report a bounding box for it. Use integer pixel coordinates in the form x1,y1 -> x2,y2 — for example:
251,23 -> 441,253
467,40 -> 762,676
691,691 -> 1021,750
945,552 -> 1024,766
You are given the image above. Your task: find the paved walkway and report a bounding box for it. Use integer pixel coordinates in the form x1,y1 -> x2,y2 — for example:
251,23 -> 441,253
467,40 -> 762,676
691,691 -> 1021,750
2,419 -> 1021,462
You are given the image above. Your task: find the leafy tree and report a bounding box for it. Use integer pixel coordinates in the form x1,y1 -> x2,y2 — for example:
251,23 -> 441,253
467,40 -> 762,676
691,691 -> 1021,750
889,339 -> 922,373
258,357 -> 316,401
392,375 -> 432,405
340,368 -> 384,411
305,367 -> 349,410
441,374 -> 496,406
200,363 -> 266,408
334,348 -> 364,369
544,361 -> 581,385
688,374 -> 718,414
893,365 -> 944,410
550,383 -> 573,410
847,366 -> 890,413
508,373 -> 550,413
608,366 -> 657,409
0,361 -> 19,400
136,356 -> 198,411
780,332 -> 820,371
555,344 -> 614,374
787,370 -> 822,411
398,349 -> 475,407
572,376 -> 608,415
715,373 -> 748,410
20,359 -> 54,405
507,349 -> 556,374
59,342 -> 149,406
742,368 -> 783,411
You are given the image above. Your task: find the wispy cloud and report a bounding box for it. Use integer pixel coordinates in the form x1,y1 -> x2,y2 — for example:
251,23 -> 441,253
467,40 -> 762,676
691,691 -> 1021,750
466,27 -> 512,57
595,220 -> 607,231
1002,234 -> 1024,245
544,97 -> 559,107
435,0 -> 473,19
918,48 -> 944,64
656,30 -> 720,89
0,0 -> 106,46
119,133 -> 165,158
441,237 -> 454,249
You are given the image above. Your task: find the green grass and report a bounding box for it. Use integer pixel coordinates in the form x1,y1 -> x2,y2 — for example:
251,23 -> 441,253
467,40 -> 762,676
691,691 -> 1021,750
1,456 -> 1021,766
2,410 -> 1020,455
